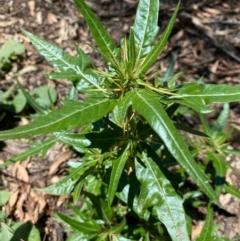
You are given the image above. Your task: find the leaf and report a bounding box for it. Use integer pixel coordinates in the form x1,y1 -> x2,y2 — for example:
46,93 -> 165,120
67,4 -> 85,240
54,132 -> 90,149
12,89 -> 27,113
174,123 -> 209,137
224,183 -> 240,199
108,217 -> 126,234
85,129 -> 121,152
131,89 -> 217,203
22,29 -> 101,89
73,0 -> 119,65
131,0 -> 159,61
84,193 -> 114,225
135,152 -> 190,241
0,139 -> 56,168
0,40 -> 25,69
176,83 -> 240,104
0,98 -> 117,140
38,162 -> 95,195
207,153 -> 227,197
168,98 -> 213,114
116,91 -> 134,124
108,143 -> 131,206
16,79 -> 47,114
30,85 -> 57,109
138,1 -> 180,75
195,203 -> 214,241
56,212 -> 101,234
0,190 -> 10,206
212,103 -> 229,133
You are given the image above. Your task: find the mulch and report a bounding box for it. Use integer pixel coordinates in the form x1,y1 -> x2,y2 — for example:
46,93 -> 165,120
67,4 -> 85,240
0,0 -> 240,240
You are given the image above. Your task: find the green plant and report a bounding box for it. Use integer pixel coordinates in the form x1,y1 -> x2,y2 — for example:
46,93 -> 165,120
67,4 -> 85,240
1,0 -> 240,240
0,40 -> 25,70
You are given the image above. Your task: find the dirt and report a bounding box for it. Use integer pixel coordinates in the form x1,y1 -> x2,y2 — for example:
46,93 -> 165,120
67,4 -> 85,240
0,0 -> 240,240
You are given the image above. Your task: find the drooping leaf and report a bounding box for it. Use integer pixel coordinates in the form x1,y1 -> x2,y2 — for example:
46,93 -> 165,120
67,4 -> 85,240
131,89 -> 217,203
0,98 -> 117,140
135,152 -> 190,241
108,143 -> 131,206
73,0 -> 119,65
138,0 -> 181,75
131,0 -> 159,61
22,29 -> 101,89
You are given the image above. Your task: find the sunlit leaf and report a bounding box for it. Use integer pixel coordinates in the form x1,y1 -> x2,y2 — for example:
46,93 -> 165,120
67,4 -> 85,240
131,0 -> 159,61
0,98 -> 117,140
131,89 -> 217,203
138,1 -> 180,75
73,0 -> 119,65
136,152 -> 190,241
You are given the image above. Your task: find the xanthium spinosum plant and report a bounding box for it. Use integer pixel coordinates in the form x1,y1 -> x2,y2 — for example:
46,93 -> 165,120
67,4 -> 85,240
1,0 -> 240,240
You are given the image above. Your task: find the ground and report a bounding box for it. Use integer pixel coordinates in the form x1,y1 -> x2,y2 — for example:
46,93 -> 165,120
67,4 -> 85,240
0,0 -> 240,240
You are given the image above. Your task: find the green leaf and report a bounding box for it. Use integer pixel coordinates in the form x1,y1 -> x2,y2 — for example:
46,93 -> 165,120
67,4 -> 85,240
131,89 -> 217,203
73,0 -> 119,65
38,161 -> 95,195
0,40 -> 25,69
22,29 -> 101,89
207,153 -> 227,197
224,183 -> 240,199
0,139 -> 56,168
84,193 -> 114,225
174,123 -> 209,137
108,143 -> 131,206
0,190 -> 10,206
108,217 -> 126,234
30,85 -> 57,109
138,1 -> 180,75
0,98 -> 117,140
16,79 -> 47,114
195,203 -> 214,241
11,89 -> 27,113
116,91 -> 134,124
57,212 -> 101,234
86,129 -> 121,152
131,0 -> 159,61
54,132 -> 90,150
135,152 -> 190,241
176,83 -> 240,104
169,98 -> 212,114
212,103 -> 229,133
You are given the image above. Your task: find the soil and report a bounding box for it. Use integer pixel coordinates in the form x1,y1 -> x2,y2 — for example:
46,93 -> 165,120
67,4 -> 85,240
0,0 -> 240,240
